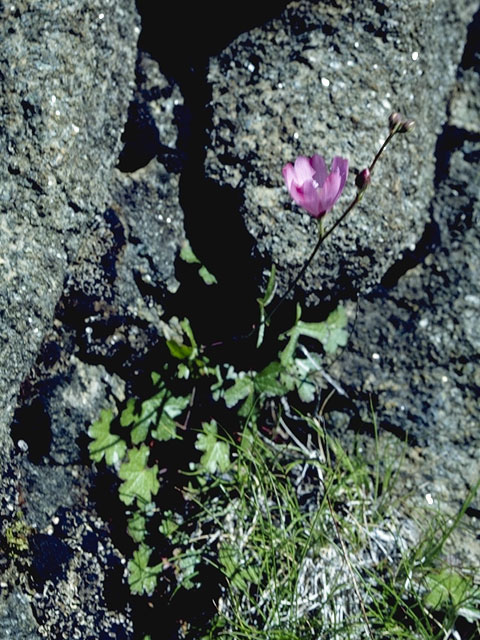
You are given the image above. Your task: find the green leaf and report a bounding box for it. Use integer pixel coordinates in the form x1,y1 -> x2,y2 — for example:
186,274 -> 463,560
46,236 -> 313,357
152,394 -> 189,441
164,394 -> 190,419
279,305 -> 348,366
159,514 -> 180,538
166,340 -> 194,360
424,569 -> 471,609
198,265 -> 217,285
88,409 -> 127,466
224,375 -> 254,408
121,392 -> 168,444
128,544 -> 162,596
127,512 -> 147,543
180,240 -> 201,264
322,305 -> 349,353
238,392 -> 256,419
177,549 -> 201,589
259,265 -> 277,308
292,355 -> 321,403
152,413 -> 178,441
254,361 -> 287,397
180,241 -> 217,284
195,421 -> 230,474
118,446 -> 160,506
256,267 -> 277,348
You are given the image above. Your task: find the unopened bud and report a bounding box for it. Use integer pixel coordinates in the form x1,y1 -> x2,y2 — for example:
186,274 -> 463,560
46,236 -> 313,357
389,112 -> 415,134
355,168 -> 371,191
398,119 -> 415,133
389,112 -> 403,131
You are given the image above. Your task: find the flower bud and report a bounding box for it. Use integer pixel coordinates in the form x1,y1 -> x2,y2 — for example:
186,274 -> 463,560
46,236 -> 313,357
389,112 -> 415,134
355,168 -> 371,191
389,112 -> 403,131
398,119 -> 415,133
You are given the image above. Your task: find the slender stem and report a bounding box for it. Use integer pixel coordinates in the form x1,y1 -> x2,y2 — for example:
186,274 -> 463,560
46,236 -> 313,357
264,192 -> 360,325
369,125 -> 399,174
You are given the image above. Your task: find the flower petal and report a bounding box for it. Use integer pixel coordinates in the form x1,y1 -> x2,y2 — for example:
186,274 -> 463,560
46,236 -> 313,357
293,156 -> 315,185
331,156 -> 349,192
299,179 -> 322,216
310,154 -> 328,188
317,169 -> 342,213
282,163 -> 296,192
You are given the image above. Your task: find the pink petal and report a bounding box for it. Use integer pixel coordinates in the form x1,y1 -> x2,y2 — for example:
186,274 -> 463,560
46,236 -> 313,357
299,179 -> 322,216
310,154 -> 328,188
293,156 -> 315,185
331,156 -> 349,192
317,169 -> 342,212
282,163 -> 296,192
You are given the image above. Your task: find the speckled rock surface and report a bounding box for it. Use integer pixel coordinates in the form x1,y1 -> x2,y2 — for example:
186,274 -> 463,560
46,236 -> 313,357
205,0 -> 476,304
0,0 -> 139,443
1,1 -> 479,638
326,9 -> 480,510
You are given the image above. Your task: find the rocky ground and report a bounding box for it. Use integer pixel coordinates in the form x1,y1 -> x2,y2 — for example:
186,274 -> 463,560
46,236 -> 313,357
0,1 -> 479,638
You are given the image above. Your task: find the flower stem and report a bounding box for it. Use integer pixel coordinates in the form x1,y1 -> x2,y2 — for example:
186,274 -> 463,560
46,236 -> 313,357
265,192 -> 360,325
369,124 -> 400,174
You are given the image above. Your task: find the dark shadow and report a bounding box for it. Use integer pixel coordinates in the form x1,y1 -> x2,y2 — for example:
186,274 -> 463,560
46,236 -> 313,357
460,6 -> 480,71
10,399 -> 52,463
380,220 -> 440,289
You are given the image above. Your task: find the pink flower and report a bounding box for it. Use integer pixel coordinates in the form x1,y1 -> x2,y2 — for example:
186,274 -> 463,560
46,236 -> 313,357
282,154 -> 349,218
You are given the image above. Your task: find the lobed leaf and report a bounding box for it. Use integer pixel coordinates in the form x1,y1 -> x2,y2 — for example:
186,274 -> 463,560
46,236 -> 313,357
118,445 -> 160,506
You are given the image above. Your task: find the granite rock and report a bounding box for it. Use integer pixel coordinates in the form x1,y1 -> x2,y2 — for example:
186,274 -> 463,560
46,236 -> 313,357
0,0 -> 139,444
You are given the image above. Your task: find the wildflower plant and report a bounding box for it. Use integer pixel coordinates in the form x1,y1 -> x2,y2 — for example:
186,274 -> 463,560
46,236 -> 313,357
85,112 -> 479,639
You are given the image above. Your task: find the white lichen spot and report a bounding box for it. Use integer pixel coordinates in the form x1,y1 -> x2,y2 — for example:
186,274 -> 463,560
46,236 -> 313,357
347,60 -> 354,67
441,375 -> 448,383
372,352 -> 380,361
51,95 -> 57,105
321,77 -> 330,87
354,41 -> 359,48
419,318 -> 429,329
72,123 -> 80,134
382,98 -> 391,110
411,51 -> 419,61
277,82 -> 284,89
98,12 -> 105,19
425,493 -> 433,505
166,216 -> 172,224
157,214 -> 163,221
247,62 -> 255,73
293,132 -> 299,140
55,109 -> 60,116
17,439 -> 29,452
373,63 -> 378,70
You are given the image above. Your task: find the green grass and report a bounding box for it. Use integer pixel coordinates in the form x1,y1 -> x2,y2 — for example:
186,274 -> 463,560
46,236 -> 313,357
182,412 -> 480,640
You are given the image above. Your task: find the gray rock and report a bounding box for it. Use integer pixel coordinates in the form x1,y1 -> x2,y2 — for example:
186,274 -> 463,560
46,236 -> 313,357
0,591 -> 40,640
327,18 -> 480,509
0,0 -> 139,444
206,0 -> 476,304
